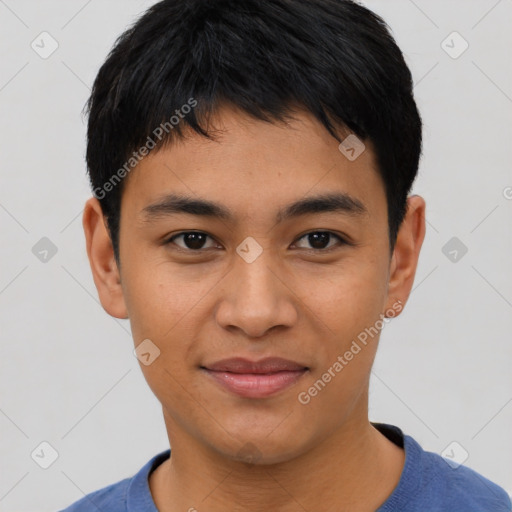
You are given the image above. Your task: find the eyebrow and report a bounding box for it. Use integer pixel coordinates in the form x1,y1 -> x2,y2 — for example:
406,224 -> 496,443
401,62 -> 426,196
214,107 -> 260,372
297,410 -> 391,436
140,192 -> 368,224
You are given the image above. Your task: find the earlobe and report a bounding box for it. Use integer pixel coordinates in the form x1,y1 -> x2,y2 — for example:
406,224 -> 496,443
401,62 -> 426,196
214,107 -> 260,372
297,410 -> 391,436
384,195 -> 426,315
82,197 -> 128,319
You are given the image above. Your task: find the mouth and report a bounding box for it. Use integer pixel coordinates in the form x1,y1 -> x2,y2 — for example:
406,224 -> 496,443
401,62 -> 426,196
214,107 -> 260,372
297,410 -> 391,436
200,357 -> 309,399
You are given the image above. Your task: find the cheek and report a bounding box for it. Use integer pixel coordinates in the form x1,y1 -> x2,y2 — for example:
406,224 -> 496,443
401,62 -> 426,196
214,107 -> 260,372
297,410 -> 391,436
122,268 -> 201,416
119,272 -> 185,402
293,265 -> 387,428
121,257 -> 221,379
122,258 -> 200,341
299,254 -> 388,347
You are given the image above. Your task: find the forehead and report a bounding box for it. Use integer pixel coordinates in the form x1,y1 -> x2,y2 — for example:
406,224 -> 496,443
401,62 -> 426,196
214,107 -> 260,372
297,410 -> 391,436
121,105 -> 387,224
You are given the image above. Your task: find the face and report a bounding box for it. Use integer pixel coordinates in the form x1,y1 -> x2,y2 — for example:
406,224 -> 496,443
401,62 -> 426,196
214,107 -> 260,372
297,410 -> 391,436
84,104 -> 425,464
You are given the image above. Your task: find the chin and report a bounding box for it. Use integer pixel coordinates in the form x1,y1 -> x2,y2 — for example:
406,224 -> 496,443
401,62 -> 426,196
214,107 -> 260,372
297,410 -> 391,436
210,427 -> 314,467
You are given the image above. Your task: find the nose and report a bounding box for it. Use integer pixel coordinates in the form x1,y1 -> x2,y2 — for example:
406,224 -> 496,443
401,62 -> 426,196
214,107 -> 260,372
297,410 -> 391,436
214,246 -> 298,339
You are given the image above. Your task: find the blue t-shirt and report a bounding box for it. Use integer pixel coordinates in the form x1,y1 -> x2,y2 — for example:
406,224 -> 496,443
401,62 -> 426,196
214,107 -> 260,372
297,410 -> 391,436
59,423 -> 511,511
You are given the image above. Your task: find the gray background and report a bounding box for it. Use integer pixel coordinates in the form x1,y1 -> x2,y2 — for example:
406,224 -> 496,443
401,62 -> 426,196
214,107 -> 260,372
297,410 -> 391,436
1,0 -> 511,510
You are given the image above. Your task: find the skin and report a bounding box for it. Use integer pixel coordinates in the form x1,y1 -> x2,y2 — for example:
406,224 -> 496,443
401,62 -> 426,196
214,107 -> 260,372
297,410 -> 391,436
83,104 -> 426,512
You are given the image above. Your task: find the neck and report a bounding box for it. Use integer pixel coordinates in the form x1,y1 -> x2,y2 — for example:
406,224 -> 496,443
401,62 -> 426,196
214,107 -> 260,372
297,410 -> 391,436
149,407 -> 405,511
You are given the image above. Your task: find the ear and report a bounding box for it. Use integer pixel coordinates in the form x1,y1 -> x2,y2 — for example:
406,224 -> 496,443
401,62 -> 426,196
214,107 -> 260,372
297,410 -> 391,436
82,197 -> 128,319
384,195 -> 426,316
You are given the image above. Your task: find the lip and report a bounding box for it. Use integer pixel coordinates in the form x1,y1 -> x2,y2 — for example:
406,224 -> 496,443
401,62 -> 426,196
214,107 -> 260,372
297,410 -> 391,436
201,357 -> 309,398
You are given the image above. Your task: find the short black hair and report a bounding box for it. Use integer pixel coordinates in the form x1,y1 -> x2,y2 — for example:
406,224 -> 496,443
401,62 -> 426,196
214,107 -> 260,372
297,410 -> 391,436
85,0 -> 422,265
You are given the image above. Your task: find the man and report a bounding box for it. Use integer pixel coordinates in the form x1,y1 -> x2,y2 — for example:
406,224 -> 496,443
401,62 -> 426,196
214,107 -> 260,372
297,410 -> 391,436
61,0 -> 511,510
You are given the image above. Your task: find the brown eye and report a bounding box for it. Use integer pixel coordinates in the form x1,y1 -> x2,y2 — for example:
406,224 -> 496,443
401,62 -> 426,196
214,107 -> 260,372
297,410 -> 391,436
294,231 -> 346,251
167,232 -> 217,251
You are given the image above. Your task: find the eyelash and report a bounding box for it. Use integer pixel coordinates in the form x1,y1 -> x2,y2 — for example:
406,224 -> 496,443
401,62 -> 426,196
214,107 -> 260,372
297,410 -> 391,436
164,231 -> 349,253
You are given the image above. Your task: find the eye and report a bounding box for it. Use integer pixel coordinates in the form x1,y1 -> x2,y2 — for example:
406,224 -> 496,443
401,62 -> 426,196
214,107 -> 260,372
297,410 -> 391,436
165,230 -> 348,253
166,231 -> 219,251
293,231 -> 347,251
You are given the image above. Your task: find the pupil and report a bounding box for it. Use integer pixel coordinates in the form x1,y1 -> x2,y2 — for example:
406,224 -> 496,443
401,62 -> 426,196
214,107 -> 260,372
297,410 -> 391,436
185,233 -> 206,250
309,232 -> 330,249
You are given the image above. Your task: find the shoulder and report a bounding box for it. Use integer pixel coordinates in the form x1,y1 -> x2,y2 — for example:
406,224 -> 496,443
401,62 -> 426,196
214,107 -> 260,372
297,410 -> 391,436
408,435 -> 511,511
58,449 -> 171,512
374,423 -> 511,512
58,477 -> 130,511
